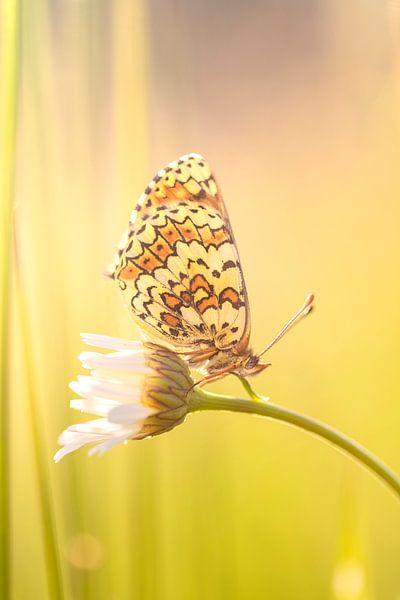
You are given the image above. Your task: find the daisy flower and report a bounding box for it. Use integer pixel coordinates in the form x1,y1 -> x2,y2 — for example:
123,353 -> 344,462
54,333 -> 194,461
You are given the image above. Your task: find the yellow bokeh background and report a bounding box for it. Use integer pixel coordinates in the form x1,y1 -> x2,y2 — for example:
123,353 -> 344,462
2,1 -> 400,598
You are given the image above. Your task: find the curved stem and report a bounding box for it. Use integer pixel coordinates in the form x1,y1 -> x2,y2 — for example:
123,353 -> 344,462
189,391 -> 400,500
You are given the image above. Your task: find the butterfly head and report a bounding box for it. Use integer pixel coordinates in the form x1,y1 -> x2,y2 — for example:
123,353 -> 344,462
235,352 -> 270,377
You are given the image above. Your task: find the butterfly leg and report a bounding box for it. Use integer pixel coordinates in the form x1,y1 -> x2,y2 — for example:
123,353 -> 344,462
172,348 -> 217,361
187,349 -> 219,366
186,367 -> 234,399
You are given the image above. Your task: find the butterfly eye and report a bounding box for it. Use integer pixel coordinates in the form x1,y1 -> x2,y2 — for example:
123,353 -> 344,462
245,356 -> 258,370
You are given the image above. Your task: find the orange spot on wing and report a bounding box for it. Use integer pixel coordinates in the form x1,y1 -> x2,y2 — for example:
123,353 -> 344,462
133,249 -> 162,273
181,291 -> 191,304
161,293 -> 182,310
198,225 -> 213,247
118,261 -> 142,281
149,236 -> 174,261
197,295 -> 218,314
165,182 -> 188,200
212,228 -> 229,247
190,274 -> 212,294
198,225 -> 229,248
175,218 -> 200,242
159,219 -> 183,245
219,287 -> 243,309
161,313 -> 181,327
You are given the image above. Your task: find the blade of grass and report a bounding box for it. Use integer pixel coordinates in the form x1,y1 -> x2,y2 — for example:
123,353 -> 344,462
0,1 -> 21,596
13,228 -> 65,599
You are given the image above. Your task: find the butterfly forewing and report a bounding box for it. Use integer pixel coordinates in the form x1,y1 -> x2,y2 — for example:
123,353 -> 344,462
110,153 -> 251,366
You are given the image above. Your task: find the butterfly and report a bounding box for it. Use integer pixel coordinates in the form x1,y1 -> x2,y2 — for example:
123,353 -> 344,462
108,153 -> 313,386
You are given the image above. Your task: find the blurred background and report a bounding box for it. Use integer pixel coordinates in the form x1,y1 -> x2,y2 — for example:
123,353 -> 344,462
1,0 -> 400,598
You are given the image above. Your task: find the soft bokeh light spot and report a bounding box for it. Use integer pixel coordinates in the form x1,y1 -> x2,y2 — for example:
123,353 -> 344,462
332,560 -> 366,599
64,533 -> 104,571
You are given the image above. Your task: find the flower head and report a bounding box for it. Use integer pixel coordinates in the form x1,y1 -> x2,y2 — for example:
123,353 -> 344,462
54,333 -> 194,461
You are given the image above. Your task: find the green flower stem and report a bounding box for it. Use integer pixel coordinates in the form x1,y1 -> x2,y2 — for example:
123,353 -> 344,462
189,390 -> 400,501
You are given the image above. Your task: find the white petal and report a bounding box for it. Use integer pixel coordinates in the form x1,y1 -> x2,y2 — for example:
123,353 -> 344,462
78,375 -> 143,401
108,402 -> 154,424
89,368 -> 153,384
70,378 -> 142,402
81,333 -> 142,351
93,363 -> 152,376
58,429 -> 102,445
70,398 -> 121,416
54,432 -> 109,462
88,432 -> 137,456
64,418 -> 122,436
79,350 -> 148,370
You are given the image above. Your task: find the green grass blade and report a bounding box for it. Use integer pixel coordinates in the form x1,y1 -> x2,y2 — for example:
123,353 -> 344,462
14,232 -> 65,599
0,0 -> 21,596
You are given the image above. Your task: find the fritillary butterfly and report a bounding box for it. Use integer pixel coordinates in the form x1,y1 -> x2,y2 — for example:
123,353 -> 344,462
109,153 -> 313,384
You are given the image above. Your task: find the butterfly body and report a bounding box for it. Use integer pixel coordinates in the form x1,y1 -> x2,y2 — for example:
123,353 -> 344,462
110,153 -> 311,383
185,345 -> 267,377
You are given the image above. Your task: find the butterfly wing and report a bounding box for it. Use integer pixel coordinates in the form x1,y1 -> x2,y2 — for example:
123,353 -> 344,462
109,153 -> 251,360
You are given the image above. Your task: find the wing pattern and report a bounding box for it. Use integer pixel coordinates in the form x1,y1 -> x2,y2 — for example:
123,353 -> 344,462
110,153 -> 251,359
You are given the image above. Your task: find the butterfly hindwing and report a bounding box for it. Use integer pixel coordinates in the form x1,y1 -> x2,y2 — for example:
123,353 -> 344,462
110,153 -> 251,361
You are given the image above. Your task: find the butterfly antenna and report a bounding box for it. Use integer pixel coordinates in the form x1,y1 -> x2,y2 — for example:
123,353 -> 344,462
258,293 -> 314,359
